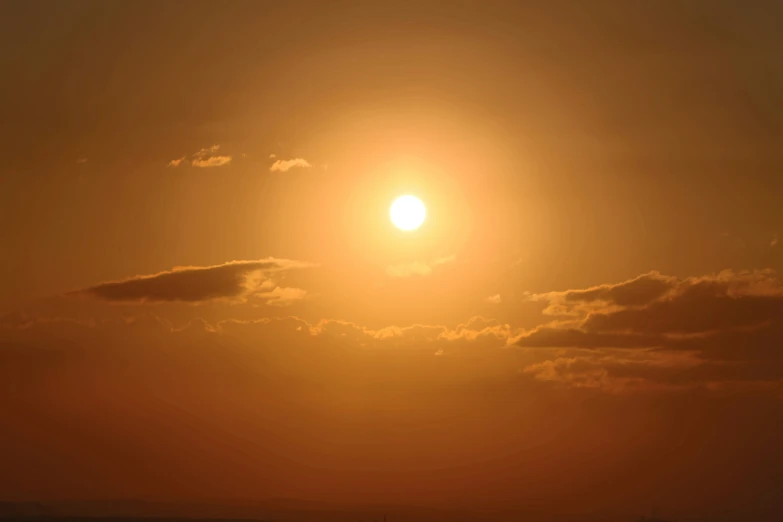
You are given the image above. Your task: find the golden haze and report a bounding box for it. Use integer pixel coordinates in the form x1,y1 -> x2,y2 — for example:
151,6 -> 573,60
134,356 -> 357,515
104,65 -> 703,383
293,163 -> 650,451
1,2 -> 783,521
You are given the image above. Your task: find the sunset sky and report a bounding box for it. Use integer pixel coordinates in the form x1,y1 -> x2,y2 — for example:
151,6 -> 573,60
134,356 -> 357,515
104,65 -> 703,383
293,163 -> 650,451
2,1 -> 783,520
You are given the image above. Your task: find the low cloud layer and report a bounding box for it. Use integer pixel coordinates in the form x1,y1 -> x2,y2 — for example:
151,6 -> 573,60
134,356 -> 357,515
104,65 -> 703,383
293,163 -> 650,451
74,259 -> 311,304
518,269 -> 783,393
5,270 -> 783,507
3,309 -> 781,514
31,267 -> 783,395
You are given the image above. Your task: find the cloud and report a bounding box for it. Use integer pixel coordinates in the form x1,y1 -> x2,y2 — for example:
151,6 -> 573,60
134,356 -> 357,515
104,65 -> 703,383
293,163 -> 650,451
772,234 -> 779,247
76,157 -> 88,164
485,294 -> 502,304
526,269 -> 783,340
73,258 -> 312,304
191,155 -> 232,168
29,266 -> 783,396
167,145 -> 232,168
269,158 -> 311,172
193,144 -> 221,158
0,312 -> 515,357
562,271 -> 676,306
528,271 -> 677,316
210,315 -> 516,354
522,350 -> 702,393
256,286 -> 308,307
437,316 -> 514,345
269,153 -> 276,159
191,144 -> 231,167
581,270 -> 783,334
517,269 -> 783,392
516,327 -> 662,349
386,255 -> 456,278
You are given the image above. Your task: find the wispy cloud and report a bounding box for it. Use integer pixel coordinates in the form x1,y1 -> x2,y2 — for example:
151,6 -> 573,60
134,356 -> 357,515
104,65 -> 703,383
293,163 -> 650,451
270,158 -> 311,172
76,157 -> 88,164
72,258 -> 312,304
772,234 -> 779,247
193,144 -> 221,158
256,286 -> 308,307
192,155 -> 232,168
191,144 -> 231,168
167,156 -> 186,167
167,145 -> 232,168
485,294 -> 502,304
525,271 -> 678,317
386,255 -> 455,278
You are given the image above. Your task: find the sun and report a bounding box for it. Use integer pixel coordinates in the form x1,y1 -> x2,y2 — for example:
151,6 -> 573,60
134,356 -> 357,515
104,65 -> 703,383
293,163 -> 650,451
390,195 -> 426,231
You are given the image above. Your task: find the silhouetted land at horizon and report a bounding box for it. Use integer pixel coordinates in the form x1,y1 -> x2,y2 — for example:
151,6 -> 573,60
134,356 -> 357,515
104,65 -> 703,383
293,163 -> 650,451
0,499 -> 757,522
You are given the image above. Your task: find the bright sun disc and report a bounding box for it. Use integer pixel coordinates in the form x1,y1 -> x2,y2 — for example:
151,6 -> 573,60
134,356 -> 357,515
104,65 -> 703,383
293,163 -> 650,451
390,195 -> 426,231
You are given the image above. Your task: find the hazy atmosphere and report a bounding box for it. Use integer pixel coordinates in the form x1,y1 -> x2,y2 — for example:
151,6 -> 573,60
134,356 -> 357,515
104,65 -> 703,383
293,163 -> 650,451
2,2 -> 783,521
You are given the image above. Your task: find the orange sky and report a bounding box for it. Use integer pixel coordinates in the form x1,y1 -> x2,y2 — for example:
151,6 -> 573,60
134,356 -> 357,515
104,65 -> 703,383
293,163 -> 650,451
1,2 -> 783,520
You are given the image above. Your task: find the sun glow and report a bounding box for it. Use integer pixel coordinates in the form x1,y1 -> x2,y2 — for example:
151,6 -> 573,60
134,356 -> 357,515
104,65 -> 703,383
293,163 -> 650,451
390,195 -> 426,231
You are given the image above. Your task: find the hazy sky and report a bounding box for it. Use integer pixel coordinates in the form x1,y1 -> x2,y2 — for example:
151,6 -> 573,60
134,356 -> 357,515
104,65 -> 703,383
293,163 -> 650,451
2,1 -> 783,520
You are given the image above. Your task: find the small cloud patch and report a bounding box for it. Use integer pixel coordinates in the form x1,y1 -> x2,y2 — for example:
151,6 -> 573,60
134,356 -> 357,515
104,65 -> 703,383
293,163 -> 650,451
167,145 -> 232,168
270,158 -> 311,172
167,156 -> 186,167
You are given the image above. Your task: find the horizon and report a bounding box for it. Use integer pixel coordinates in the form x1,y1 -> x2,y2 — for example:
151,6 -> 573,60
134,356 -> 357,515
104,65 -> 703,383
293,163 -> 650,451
0,497 -> 690,521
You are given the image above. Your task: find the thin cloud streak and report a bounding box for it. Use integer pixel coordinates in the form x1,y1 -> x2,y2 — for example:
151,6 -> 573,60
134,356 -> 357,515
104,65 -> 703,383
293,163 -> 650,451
387,255 -> 456,278
167,145 -> 232,168
73,258 -> 312,303
191,155 -> 231,168
270,158 -> 311,172
256,286 -> 308,307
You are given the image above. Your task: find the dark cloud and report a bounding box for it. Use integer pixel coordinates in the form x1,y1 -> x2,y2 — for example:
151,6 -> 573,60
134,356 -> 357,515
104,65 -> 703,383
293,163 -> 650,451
582,270 -> 783,334
74,258 -> 311,303
562,271 -> 676,307
523,350 -> 783,396
519,269 -> 783,392
517,327 -> 662,349
527,271 -> 678,317
583,292 -> 783,334
668,322 -> 783,363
